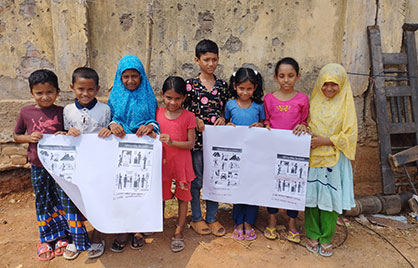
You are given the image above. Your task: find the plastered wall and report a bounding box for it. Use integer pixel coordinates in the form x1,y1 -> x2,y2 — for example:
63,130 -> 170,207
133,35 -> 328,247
0,0 -> 417,187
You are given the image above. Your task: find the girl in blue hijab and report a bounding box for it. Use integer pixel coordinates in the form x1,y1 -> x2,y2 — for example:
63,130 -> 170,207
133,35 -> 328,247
108,55 -> 159,138
108,55 -> 158,252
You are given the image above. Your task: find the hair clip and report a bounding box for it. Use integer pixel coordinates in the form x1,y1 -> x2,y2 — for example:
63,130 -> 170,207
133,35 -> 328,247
232,72 -> 236,77
254,70 -> 258,75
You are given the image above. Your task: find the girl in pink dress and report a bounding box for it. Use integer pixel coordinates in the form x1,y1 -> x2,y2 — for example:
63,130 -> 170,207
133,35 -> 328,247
263,57 -> 309,243
156,76 -> 196,252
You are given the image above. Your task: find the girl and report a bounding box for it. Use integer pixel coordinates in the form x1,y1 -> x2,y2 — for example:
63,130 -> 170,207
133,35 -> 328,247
305,63 -> 357,257
108,55 -> 159,252
225,67 -> 265,240
156,76 -> 196,252
263,57 -> 309,243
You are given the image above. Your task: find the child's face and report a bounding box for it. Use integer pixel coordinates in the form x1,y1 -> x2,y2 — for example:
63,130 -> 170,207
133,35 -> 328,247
195,52 -> 219,75
274,64 -> 300,91
70,77 -> 99,106
162,89 -> 186,112
321,82 -> 339,98
234,80 -> 257,102
122,69 -> 141,91
31,82 -> 59,108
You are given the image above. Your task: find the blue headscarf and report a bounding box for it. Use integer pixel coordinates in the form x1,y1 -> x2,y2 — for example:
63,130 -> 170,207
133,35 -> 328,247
108,55 -> 159,134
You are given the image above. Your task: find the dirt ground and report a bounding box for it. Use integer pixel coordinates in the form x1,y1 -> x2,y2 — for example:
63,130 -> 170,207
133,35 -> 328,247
0,174 -> 417,268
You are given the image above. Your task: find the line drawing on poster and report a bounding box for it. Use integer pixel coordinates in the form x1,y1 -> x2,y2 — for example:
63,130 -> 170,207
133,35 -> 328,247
38,145 -> 77,182
114,142 -> 153,199
274,154 -> 308,197
210,146 -> 242,189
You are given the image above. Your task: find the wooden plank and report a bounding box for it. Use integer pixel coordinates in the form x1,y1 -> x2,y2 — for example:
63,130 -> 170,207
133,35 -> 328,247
368,26 -> 396,194
389,97 -> 397,122
402,23 -> 418,31
396,96 -> 402,122
385,86 -> 412,96
404,29 -> 418,169
403,96 -> 410,122
389,145 -> 418,167
388,123 -> 417,134
382,53 -> 408,65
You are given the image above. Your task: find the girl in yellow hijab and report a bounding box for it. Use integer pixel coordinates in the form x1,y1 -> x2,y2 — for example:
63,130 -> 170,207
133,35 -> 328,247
305,63 -> 357,257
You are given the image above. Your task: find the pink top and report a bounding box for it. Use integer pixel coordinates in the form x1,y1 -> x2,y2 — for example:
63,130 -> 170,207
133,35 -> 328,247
264,91 -> 309,130
156,107 -> 196,183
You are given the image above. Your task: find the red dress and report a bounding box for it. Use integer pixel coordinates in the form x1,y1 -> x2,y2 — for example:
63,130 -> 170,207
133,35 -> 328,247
156,107 -> 196,185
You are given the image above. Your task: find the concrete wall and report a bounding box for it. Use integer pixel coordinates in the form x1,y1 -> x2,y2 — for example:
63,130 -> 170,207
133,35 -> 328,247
0,0 -> 417,187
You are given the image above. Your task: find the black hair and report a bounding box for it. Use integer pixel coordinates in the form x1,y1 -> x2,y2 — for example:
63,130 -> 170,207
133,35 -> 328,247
28,69 -> 59,91
162,76 -> 187,96
228,67 -> 264,104
72,67 -> 99,87
274,57 -> 300,76
195,39 -> 219,58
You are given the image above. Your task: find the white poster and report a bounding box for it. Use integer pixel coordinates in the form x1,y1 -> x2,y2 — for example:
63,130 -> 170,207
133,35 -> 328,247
38,134 -> 163,233
202,126 -> 311,211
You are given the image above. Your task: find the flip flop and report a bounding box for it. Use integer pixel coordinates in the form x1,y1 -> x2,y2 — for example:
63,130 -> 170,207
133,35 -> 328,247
131,233 -> 145,250
63,243 -> 80,260
171,237 -> 185,252
190,220 -> 211,235
232,227 -> 244,241
245,228 -> 257,241
319,243 -> 333,257
287,230 -> 301,243
263,226 -> 278,240
54,239 -> 69,256
88,240 -> 105,259
207,221 -> 226,237
37,242 -> 54,261
305,239 -> 319,254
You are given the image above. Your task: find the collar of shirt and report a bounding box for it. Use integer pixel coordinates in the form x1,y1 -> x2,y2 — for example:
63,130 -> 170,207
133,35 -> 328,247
74,98 -> 98,110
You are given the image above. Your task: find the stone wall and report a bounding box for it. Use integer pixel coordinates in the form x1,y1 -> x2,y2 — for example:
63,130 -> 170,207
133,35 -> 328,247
0,0 -> 417,187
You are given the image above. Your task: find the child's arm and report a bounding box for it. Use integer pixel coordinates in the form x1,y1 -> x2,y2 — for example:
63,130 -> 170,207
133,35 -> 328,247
292,124 -> 309,136
195,117 -> 205,132
67,127 -> 81,137
136,123 -> 156,138
109,122 -> 126,138
13,132 -> 43,144
310,133 -> 333,149
98,128 -> 112,138
159,128 -> 195,150
293,94 -> 310,136
249,121 -> 264,128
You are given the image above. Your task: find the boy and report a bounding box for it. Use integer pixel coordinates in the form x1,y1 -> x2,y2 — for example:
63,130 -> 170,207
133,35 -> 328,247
184,39 -> 230,236
14,69 -> 69,261
63,67 -> 111,258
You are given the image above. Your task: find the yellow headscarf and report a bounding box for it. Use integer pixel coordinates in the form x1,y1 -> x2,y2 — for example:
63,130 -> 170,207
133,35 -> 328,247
308,63 -> 358,167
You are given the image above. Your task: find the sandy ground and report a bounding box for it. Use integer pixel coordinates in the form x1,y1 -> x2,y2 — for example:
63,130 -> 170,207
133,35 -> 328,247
0,175 -> 417,268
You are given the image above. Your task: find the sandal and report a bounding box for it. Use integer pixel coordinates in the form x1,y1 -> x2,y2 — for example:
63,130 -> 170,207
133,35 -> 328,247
245,228 -> 257,241
263,226 -> 278,240
232,227 -> 244,241
171,237 -> 185,252
190,220 -> 211,235
88,240 -> 105,259
54,239 -> 69,256
63,243 -> 80,260
337,217 -> 350,226
111,234 -> 128,253
287,230 -> 301,243
305,238 -> 319,254
319,243 -> 333,257
37,242 -> 54,261
131,233 -> 145,250
207,221 -> 226,237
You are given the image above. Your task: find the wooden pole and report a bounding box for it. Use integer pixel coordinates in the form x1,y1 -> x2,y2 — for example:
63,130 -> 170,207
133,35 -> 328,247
145,1 -> 154,75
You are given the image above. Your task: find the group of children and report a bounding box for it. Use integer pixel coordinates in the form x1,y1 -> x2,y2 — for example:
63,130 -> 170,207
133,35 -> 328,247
14,39 -> 357,261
